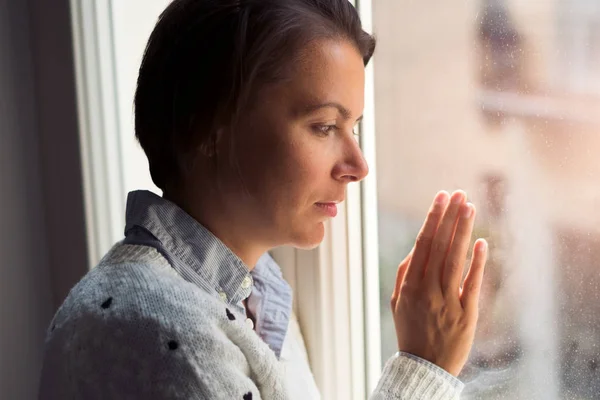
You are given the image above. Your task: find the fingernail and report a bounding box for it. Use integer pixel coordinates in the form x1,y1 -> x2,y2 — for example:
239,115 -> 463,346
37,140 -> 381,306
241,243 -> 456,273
435,191 -> 449,204
451,190 -> 466,204
462,203 -> 473,218
477,239 -> 488,252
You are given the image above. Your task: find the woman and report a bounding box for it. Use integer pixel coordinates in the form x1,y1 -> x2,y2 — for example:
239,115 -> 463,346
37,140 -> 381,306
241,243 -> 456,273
39,0 -> 487,398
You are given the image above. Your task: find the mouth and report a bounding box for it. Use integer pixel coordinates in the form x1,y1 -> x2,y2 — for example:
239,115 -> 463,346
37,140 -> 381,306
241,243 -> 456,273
315,202 -> 340,217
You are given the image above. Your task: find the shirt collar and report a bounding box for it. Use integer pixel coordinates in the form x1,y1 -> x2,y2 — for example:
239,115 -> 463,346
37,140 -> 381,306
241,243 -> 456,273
124,190 -> 253,306
249,252 -> 293,358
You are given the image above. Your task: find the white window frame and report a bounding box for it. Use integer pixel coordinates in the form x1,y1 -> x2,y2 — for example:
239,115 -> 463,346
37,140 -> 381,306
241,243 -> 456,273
70,0 -> 126,265
71,0 -> 383,398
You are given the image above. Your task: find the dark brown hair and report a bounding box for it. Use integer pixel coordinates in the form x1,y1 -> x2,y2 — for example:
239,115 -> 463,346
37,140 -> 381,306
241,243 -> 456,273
134,0 -> 376,190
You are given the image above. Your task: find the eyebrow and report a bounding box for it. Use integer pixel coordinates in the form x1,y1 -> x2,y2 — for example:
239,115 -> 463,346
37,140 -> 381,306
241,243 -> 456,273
301,102 -> 363,123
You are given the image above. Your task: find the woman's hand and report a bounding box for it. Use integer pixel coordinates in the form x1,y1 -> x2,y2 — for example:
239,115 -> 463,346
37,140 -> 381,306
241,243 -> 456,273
391,190 -> 488,377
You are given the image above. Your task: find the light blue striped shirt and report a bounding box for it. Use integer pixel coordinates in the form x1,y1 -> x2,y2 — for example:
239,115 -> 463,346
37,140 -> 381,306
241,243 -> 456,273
123,190 -> 292,358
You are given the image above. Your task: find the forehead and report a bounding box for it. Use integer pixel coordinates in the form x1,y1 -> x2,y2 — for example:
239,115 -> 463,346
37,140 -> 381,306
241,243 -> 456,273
260,40 -> 366,117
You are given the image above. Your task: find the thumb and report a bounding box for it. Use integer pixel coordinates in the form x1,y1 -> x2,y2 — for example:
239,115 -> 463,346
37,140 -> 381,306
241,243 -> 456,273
391,247 -> 413,306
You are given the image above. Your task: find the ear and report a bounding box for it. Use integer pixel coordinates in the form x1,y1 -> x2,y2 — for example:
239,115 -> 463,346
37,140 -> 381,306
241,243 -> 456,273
198,140 -> 215,158
198,128 -> 225,158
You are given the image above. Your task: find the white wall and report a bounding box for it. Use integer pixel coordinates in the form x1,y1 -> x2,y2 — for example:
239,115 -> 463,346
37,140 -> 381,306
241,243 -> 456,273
0,0 -> 89,398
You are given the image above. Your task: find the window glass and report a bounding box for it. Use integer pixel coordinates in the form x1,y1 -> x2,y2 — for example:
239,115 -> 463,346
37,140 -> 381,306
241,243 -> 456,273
373,1 -> 600,398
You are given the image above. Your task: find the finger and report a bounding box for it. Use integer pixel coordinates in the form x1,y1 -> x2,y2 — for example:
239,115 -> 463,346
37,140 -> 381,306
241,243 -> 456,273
404,191 -> 449,285
461,239 -> 488,313
391,253 -> 411,309
424,190 -> 467,288
442,202 -> 476,297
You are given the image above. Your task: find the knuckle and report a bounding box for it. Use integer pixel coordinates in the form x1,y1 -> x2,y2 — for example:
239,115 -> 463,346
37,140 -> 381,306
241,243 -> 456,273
448,316 -> 462,329
399,282 -> 416,298
439,304 -> 450,318
390,296 -> 398,309
419,294 -> 438,311
440,306 -> 465,328
433,240 -> 447,254
446,259 -> 462,276
465,281 -> 477,294
415,233 -> 433,248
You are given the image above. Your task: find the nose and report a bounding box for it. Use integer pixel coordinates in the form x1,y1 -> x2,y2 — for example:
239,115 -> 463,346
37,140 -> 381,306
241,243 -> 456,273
332,137 -> 369,183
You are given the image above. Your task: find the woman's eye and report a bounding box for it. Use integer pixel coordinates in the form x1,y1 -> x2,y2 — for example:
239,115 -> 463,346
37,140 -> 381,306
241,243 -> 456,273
313,125 -> 337,136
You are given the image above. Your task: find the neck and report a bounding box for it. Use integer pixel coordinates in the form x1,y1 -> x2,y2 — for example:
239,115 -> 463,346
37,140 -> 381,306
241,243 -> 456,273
163,185 -> 268,270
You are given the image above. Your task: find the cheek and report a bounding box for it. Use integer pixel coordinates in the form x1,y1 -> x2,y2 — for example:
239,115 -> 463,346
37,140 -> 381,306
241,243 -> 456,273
233,125 -> 331,212
232,140 -> 299,210
262,152 -> 314,205
275,141 -> 330,200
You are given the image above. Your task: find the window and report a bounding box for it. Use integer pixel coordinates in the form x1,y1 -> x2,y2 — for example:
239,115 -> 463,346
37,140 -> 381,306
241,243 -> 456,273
370,0 -> 600,398
72,0 -> 600,398
557,0 -> 600,94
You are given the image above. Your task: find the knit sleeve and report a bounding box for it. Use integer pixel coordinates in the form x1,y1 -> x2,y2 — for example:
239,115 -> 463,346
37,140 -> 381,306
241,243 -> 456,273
40,308 -> 264,400
38,275 -> 272,400
369,352 -> 464,399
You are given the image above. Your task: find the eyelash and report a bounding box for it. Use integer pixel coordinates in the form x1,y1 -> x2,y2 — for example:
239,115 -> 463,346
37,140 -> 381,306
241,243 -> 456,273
313,125 -> 359,137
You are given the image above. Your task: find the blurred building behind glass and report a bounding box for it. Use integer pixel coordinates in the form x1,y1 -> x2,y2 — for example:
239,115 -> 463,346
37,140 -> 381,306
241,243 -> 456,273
373,0 -> 600,399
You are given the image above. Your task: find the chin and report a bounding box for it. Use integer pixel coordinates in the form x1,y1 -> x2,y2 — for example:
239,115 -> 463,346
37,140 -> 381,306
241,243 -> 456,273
289,221 -> 325,250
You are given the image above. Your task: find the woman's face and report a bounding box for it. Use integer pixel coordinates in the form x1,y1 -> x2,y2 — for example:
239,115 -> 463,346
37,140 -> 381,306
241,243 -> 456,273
217,39 -> 368,250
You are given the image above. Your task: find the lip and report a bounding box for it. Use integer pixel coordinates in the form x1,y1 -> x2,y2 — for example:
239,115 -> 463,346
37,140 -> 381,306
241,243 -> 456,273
315,202 -> 339,217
